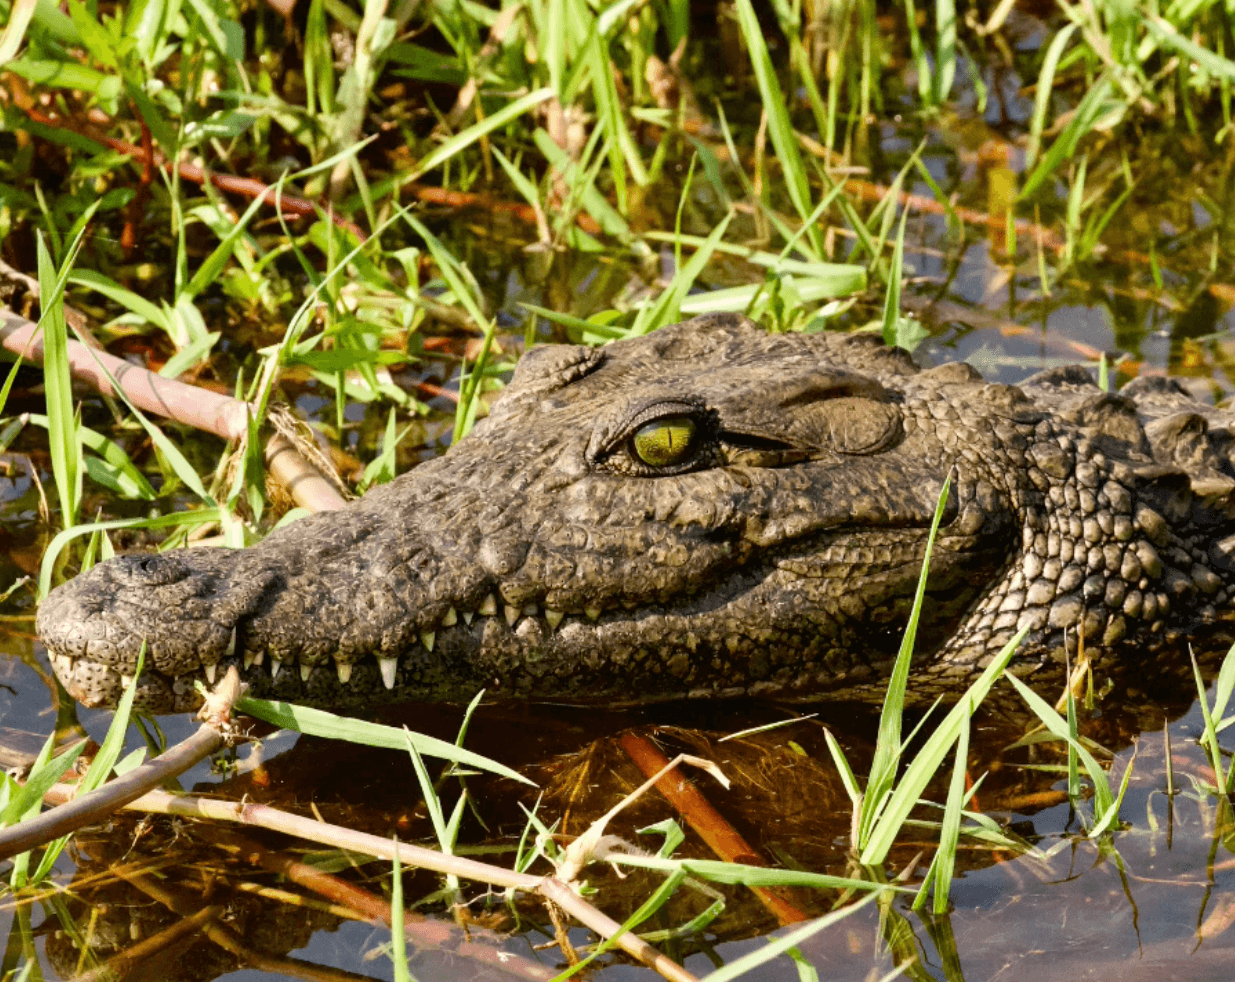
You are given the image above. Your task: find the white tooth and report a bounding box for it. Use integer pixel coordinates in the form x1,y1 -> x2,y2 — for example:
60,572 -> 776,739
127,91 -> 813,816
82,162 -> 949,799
421,631 -> 435,652
120,674 -> 135,689
585,606 -> 602,621
441,606 -> 458,627
545,609 -> 564,630
379,656 -> 398,690
225,627 -> 237,658
462,610 -> 474,625
243,650 -> 256,670
252,652 -> 264,666
270,658 -> 282,680
478,594 -> 498,617
336,662 -> 352,684
300,664 -> 312,683
204,663 -> 218,685
505,605 -> 521,627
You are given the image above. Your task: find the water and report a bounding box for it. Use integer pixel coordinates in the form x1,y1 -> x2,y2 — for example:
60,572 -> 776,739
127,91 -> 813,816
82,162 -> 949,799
4,14 -> 1235,982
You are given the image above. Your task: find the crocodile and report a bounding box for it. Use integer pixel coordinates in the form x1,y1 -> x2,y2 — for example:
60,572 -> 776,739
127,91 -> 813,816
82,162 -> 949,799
35,313 -> 1235,713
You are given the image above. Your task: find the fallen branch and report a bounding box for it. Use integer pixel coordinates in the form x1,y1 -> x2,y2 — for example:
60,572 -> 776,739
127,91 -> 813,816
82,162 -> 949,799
0,263 -> 346,513
201,825 -> 558,982
619,731 -> 811,927
39,783 -> 702,982
0,669 -> 250,861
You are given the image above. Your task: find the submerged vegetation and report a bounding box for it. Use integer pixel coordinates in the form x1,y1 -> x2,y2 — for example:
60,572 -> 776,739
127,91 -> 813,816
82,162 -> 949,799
1,0 -> 1235,978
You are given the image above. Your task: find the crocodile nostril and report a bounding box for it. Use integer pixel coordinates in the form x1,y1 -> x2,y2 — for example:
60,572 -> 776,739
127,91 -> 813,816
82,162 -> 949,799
117,553 -> 191,586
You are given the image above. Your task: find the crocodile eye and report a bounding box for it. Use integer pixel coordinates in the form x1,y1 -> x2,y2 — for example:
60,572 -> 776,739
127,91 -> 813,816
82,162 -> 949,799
632,416 -> 697,467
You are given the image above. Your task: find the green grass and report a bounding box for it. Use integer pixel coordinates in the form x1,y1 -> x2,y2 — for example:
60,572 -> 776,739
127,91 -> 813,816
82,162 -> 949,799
3,0 -> 1235,976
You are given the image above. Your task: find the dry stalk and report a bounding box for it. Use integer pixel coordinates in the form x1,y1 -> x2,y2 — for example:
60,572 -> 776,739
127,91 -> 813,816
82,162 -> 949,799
37,784 -> 702,982
0,272 -> 346,513
0,669 -> 250,861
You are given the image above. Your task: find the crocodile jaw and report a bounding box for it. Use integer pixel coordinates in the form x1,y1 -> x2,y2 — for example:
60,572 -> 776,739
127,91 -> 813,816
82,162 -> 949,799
44,313 -> 1157,713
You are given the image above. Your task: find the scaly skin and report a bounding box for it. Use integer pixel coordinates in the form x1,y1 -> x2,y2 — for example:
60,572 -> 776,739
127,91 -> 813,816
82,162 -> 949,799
36,314 -> 1235,711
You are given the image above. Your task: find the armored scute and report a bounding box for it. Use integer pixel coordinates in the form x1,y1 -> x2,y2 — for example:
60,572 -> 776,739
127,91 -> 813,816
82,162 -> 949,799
38,314 -> 1235,711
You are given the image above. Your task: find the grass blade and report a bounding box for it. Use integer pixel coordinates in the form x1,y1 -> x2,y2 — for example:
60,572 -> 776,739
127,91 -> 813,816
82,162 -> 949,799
235,698 -> 533,785
858,626 -> 1026,865
860,475 -> 952,848
733,0 -> 821,254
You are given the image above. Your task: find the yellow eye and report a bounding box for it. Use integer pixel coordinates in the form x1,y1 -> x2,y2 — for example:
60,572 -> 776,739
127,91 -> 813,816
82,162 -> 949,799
632,416 -> 697,467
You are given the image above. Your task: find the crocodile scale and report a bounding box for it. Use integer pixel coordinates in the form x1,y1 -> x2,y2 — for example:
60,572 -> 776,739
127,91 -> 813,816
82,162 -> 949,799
36,314 -> 1235,711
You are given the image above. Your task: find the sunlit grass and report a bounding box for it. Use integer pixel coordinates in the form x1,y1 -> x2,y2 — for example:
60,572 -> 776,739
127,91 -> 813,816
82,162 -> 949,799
4,0 -> 1235,976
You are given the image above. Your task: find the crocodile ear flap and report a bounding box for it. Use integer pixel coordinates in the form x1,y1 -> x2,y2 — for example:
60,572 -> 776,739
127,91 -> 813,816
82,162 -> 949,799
784,397 -> 903,455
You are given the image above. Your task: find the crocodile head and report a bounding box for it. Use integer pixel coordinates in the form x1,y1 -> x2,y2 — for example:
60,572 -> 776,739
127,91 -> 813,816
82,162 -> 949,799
36,314 -> 1235,711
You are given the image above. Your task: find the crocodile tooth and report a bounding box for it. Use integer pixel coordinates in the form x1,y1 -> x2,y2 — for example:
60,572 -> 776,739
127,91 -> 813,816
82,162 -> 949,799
225,627 -> 237,658
243,650 -> 256,670
478,594 -> 498,617
379,656 -> 398,690
204,663 -> 218,685
270,658 -> 282,680
336,662 -> 352,684
545,609 -> 565,630
300,664 -> 312,683
252,652 -> 264,666
585,606 -> 602,621
120,674 -> 135,689
505,604 -> 521,627
462,609 -> 474,625
421,631 -> 435,652
441,606 -> 458,627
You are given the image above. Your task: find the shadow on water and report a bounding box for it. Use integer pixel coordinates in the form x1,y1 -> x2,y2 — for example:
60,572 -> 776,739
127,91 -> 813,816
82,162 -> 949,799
7,604 -> 1235,980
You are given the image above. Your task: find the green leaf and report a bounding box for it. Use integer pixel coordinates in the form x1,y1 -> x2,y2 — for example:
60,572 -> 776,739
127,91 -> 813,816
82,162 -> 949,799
66,0 -> 118,69
37,233 -> 81,528
69,270 -> 171,330
5,58 -> 121,99
698,888 -> 886,981
1019,73 -> 1118,201
1,737 -> 85,829
235,698 -> 534,785
733,0 -> 820,253
1025,25 -> 1078,172
858,626 -> 1027,864
38,509 -> 223,599
413,87 -> 554,178
1004,672 -> 1116,817
1145,17 -> 1235,84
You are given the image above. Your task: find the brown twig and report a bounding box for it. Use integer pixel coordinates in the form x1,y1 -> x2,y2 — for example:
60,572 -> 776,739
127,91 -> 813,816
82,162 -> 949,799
71,902 -> 224,982
200,825 -> 558,982
0,271 -> 347,513
36,785 -> 701,982
403,182 -> 601,237
117,869 -> 378,982
19,104 -> 368,242
619,731 -> 811,926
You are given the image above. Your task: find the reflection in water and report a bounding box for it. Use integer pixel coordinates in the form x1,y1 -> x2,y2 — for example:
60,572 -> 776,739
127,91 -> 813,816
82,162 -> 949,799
2,26 -> 1235,978
4,659 -> 1235,981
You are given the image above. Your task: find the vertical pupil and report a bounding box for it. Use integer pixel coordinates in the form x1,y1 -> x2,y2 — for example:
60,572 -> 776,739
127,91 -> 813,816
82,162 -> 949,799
634,416 -> 696,466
